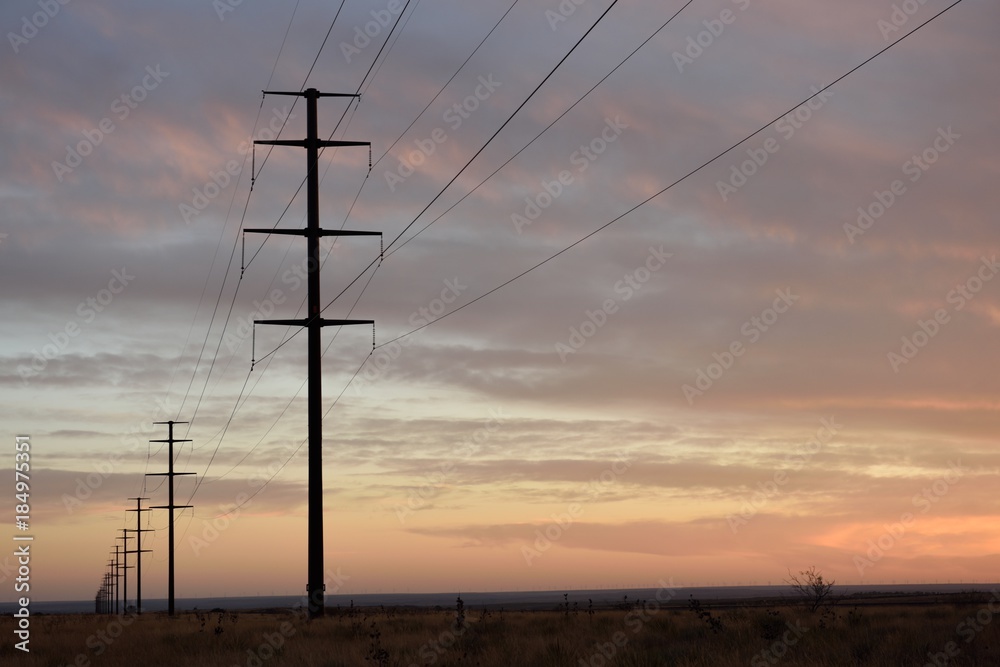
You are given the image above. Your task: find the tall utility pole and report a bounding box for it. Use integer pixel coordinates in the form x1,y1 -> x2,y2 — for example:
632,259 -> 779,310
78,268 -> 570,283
246,88 -> 378,619
147,421 -> 194,616
125,497 -> 153,614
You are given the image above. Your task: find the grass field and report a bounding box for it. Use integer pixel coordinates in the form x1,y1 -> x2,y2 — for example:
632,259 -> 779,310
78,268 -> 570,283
2,593 -> 999,666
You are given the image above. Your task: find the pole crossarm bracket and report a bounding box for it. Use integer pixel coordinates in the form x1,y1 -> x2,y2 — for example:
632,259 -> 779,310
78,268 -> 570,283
256,318 -> 374,328
262,90 -> 359,99
244,228 -> 381,238
255,139 -> 370,149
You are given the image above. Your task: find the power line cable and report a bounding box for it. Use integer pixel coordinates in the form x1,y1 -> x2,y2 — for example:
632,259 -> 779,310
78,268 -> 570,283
388,0 -> 696,257
374,0 -> 967,350
382,0 -> 622,256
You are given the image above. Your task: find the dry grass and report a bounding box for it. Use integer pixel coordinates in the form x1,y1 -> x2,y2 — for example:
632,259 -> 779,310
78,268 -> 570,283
2,595 -> 999,666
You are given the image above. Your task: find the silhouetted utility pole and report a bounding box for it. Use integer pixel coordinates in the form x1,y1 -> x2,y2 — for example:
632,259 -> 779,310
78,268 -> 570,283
100,574 -> 110,614
116,533 -> 133,613
125,497 -> 153,614
109,549 -> 120,615
146,421 -> 194,616
246,88 -> 378,619
107,571 -> 113,614
104,572 -> 111,614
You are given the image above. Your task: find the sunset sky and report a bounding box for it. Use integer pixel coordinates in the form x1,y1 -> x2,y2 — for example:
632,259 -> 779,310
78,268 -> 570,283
2,0 -> 999,603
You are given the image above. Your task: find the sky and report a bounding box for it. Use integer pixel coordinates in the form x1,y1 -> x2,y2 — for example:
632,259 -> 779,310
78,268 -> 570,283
1,0 -> 999,603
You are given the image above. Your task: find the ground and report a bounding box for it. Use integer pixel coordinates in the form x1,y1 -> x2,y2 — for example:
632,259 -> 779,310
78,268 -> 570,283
1,592 -> 999,666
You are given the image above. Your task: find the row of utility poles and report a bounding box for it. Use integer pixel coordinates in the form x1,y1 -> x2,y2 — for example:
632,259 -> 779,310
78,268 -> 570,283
94,88 -> 372,619
94,422 -> 192,616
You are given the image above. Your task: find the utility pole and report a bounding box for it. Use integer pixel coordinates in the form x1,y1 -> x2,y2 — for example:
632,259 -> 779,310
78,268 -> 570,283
116,533 -> 134,613
146,421 -> 194,616
110,548 -> 120,615
102,572 -> 111,615
107,571 -> 113,614
125,497 -> 153,614
246,88 -> 378,619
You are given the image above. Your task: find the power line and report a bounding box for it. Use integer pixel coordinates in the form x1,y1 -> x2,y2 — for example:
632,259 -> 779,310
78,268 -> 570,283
340,0 -> 521,229
175,0 -> 964,538
375,0 -> 519,171
240,0 -> 672,380
373,0 -> 966,350
171,1 -> 306,423
160,0 -> 408,541
253,0 -> 348,178
294,0 -> 688,345
210,351 -> 373,519
361,0 -> 425,97
388,0 -> 696,257
173,1 -> 351,431
207,0 -> 622,506
382,0 -> 622,256
180,0 -> 417,485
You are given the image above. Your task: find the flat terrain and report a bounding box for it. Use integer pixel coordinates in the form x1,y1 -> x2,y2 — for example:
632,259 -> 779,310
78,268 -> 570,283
2,593 -> 999,666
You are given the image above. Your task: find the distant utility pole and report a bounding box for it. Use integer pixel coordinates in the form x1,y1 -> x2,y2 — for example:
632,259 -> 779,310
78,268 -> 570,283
101,573 -> 111,614
146,421 -> 194,617
116,533 -> 133,613
110,548 -> 120,615
125,497 -> 153,614
246,87 -> 378,619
